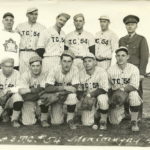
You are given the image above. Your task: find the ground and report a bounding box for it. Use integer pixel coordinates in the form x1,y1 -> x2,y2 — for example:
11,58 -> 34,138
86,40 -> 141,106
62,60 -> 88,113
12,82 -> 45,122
0,78 -> 150,146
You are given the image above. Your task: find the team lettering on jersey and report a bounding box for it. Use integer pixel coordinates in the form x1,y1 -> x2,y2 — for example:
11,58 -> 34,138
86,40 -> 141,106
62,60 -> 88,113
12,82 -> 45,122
21,31 -> 40,37
3,38 -> 18,53
95,38 -> 109,46
79,82 -> 99,91
51,37 -> 65,43
111,78 -> 130,85
0,84 -> 14,90
68,38 -> 88,45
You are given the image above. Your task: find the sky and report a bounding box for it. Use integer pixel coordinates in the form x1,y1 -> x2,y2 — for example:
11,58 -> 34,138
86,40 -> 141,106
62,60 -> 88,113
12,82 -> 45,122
0,0 -> 150,72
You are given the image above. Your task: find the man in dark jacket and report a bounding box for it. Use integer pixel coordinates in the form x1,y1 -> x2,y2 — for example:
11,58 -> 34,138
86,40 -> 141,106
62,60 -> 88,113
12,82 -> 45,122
119,15 -> 149,118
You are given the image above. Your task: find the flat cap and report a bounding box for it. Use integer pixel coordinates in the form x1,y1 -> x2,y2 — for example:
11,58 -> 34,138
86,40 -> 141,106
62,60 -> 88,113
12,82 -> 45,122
61,50 -> 75,59
29,56 -> 42,64
1,58 -> 14,65
27,7 -> 38,14
57,13 -> 70,20
3,12 -> 14,19
73,13 -> 84,20
123,15 -> 139,24
115,46 -> 128,54
83,52 -> 96,60
99,15 -> 110,21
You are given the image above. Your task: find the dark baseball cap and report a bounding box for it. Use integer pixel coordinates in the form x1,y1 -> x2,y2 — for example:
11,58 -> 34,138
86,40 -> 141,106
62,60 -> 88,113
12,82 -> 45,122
3,12 -> 14,19
123,15 -> 139,24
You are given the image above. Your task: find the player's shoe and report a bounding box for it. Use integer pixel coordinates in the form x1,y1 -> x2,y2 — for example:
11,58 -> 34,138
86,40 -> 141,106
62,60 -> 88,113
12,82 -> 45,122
41,120 -> 50,128
131,121 -> 139,132
11,120 -> 21,128
68,119 -> 77,130
99,121 -> 107,130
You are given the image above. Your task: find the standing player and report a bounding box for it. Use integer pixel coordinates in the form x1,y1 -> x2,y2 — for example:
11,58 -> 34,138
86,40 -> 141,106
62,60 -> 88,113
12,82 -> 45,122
95,15 -> 118,70
107,47 -> 142,132
79,52 -> 109,130
36,13 -> 70,72
16,7 -> 46,74
44,50 -> 79,129
19,56 -> 50,127
65,13 -> 95,70
0,12 -> 20,70
0,58 -> 23,128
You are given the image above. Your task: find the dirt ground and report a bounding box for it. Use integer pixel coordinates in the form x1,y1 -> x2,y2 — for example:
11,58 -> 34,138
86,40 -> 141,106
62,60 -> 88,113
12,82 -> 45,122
0,78 -> 150,146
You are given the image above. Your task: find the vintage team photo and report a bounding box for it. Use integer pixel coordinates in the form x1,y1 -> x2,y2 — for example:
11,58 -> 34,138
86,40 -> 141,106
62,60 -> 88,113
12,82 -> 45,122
0,0 -> 149,147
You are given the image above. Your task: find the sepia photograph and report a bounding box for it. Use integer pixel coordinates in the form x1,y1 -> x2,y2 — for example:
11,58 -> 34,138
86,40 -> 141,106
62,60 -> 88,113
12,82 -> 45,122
0,0 -> 149,148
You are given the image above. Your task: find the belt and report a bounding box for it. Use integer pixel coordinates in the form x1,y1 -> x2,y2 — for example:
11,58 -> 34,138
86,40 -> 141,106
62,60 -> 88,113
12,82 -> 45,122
20,49 -> 35,52
96,58 -> 111,62
75,56 -> 83,59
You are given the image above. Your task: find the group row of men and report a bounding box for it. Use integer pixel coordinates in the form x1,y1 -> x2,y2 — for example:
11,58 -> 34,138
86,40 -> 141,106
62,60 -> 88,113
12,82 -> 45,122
0,7 -> 149,132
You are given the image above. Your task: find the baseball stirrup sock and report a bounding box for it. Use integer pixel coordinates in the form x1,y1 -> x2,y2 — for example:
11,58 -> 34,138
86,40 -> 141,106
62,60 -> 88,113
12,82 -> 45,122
67,105 -> 76,113
13,101 -> 23,111
40,105 -> 49,113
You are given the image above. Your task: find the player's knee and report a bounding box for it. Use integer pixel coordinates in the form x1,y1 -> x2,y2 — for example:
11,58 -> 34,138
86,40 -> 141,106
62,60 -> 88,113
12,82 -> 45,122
67,105 -> 76,113
97,94 -> 109,110
13,101 -> 23,111
65,93 -> 78,105
40,105 -> 49,113
129,91 -> 141,106
11,93 -> 23,102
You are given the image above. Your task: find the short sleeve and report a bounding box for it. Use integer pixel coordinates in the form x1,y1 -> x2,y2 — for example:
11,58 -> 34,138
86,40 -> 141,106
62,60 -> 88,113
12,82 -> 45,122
88,33 -> 95,47
45,69 -> 56,85
71,68 -> 80,85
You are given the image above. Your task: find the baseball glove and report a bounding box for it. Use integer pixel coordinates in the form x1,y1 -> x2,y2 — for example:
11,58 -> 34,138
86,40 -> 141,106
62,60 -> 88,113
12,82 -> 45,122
22,93 -> 40,102
109,89 -> 128,109
80,95 -> 96,111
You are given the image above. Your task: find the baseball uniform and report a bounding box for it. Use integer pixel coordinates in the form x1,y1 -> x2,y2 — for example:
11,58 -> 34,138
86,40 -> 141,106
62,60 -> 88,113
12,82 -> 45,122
0,69 -> 23,122
37,26 -> 66,72
107,63 -> 142,124
46,64 -> 79,125
79,66 -> 109,126
19,71 -> 49,125
95,30 -> 118,70
0,30 -> 20,68
65,30 -> 95,70
15,22 -> 46,74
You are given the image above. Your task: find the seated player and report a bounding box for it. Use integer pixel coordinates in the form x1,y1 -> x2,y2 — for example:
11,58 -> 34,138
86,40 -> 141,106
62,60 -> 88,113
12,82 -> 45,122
78,52 -> 109,130
107,46 -> 142,132
0,58 -> 23,128
44,50 -> 79,129
19,56 -> 51,127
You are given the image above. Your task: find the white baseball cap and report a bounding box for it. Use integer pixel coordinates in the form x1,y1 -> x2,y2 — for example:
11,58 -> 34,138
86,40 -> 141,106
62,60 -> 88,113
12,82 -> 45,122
83,52 -> 96,60
98,15 -> 110,21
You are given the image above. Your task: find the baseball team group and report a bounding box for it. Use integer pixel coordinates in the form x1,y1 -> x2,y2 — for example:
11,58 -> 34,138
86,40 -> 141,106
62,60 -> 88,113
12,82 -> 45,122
0,6 -> 149,133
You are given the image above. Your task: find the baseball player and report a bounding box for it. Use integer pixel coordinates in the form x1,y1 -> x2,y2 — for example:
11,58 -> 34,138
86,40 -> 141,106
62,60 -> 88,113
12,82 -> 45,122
95,15 -> 118,70
0,12 -> 20,70
44,50 -> 79,129
79,52 -> 109,130
19,56 -> 50,127
65,13 -> 95,70
36,13 -> 70,72
0,58 -> 23,128
15,7 -> 46,74
107,47 -> 142,132
119,15 -> 149,119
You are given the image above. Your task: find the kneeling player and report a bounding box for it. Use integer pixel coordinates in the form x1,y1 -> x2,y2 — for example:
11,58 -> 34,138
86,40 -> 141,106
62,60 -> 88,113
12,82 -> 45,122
0,58 -> 23,128
107,47 -> 142,132
78,52 -> 109,130
19,56 -> 51,127
44,50 -> 79,129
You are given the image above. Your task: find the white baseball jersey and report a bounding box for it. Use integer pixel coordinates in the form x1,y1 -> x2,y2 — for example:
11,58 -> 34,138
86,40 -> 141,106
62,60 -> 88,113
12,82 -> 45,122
46,65 -> 79,86
0,69 -> 20,93
65,30 -> 95,56
79,66 -> 109,92
0,30 -> 20,66
15,22 -> 46,50
95,30 -> 118,59
107,63 -> 140,90
37,26 -> 65,57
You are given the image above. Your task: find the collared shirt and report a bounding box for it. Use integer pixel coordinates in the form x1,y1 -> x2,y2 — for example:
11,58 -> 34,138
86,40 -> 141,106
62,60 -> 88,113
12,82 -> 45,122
65,30 -> 95,56
16,22 -> 46,50
37,26 -> 65,57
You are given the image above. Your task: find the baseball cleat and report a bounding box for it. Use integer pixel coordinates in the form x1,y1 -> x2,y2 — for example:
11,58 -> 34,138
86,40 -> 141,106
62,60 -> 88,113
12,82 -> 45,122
41,120 -> 50,128
12,120 -> 21,128
131,121 -> 139,132
99,121 -> 107,130
68,120 -> 77,130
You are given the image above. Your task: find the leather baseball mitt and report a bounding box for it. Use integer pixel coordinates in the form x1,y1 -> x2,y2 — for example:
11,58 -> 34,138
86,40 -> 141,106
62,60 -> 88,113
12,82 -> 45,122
109,89 -> 128,109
